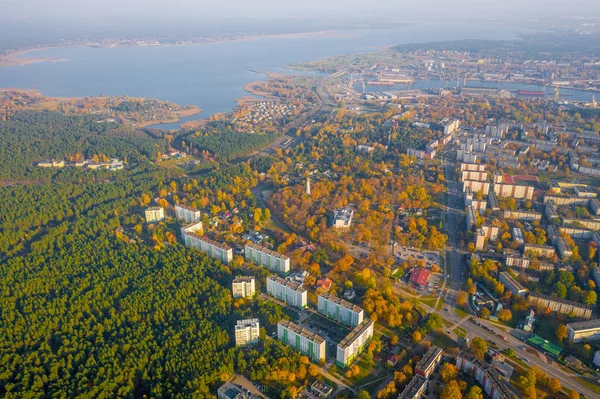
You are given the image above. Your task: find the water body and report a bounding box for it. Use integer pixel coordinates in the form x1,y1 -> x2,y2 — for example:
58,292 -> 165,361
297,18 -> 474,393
1,23 -> 531,129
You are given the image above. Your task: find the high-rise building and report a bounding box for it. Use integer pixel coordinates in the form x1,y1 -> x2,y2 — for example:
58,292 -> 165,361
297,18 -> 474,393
245,243 -> 290,275
182,232 -> 233,264
266,275 -> 307,309
234,319 -> 260,347
232,276 -> 256,299
145,207 -> 165,223
336,319 -> 374,367
277,319 -> 326,363
175,204 -> 201,223
317,293 -> 364,327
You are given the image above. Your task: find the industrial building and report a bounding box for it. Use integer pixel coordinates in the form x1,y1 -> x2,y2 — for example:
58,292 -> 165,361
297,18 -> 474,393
567,319 -> 600,342
277,319 -> 326,363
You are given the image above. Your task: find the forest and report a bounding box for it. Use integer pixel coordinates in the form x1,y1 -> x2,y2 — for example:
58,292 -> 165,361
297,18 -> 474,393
0,111 -> 165,181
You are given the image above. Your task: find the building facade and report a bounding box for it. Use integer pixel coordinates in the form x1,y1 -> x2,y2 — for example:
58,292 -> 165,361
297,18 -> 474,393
145,207 -> 165,223
277,319 -> 326,363
266,275 -> 307,308
235,319 -> 260,347
175,204 -> 201,223
397,375 -> 428,399
336,319 -> 375,367
182,232 -> 233,264
415,346 -> 444,378
232,276 -> 256,299
528,294 -> 592,319
498,272 -> 528,297
245,243 -> 290,274
567,320 -> 600,342
318,293 -> 364,328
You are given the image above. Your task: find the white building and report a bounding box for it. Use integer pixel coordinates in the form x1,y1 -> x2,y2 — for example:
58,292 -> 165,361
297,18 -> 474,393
594,350 -> 600,367
232,276 -> 256,299
318,293 -> 364,327
331,207 -> 354,229
245,243 -> 290,274
235,319 -> 260,346
182,232 -> 233,264
266,275 -> 307,309
175,204 -> 201,223
498,272 -> 528,297
145,207 -> 165,223
336,319 -> 374,367
278,319 -> 326,363
567,319 -> 600,343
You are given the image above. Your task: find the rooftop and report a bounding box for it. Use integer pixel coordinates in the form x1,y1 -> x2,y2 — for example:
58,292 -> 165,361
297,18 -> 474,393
338,319 -> 374,349
319,293 -> 363,313
499,272 -> 527,292
397,375 -> 427,399
245,242 -> 290,260
268,275 -> 307,294
278,319 -> 325,344
415,345 -> 443,371
175,203 -> 200,212
567,319 -> 600,331
187,232 -> 232,251
333,207 -> 353,222
235,319 -> 259,330
233,276 -> 255,284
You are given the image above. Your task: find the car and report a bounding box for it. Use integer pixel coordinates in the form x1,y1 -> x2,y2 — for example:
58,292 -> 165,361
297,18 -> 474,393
522,358 -> 529,363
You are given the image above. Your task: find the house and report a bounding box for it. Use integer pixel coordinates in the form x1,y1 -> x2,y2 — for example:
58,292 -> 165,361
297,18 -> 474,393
316,277 -> 332,291
409,268 -> 430,287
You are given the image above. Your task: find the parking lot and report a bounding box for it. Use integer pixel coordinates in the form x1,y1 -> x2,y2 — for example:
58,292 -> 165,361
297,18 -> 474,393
393,246 -> 440,268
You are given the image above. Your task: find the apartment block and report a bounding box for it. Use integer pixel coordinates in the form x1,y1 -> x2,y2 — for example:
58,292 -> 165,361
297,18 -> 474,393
318,293 -> 364,327
175,204 -> 201,223
235,319 -> 260,347
498,272 -> 528,297
463,179 -> 490,195
556,236 -> 573,259
528,293 -> 592,319
462,170 -> 488,182
336,319 -> 375,368
182,231 -> 233,264
467,206 -> 478,229
505,253 -> 530,269
278,319 -> 326,363
523,244 -> 556,258
145,206 -> 165,223
232,276 -> 256,299
493,183 -> 534,200
461,163 -> 486,172
456,352 -> 522,399
503,210 -> 542,222
415,345 -> 444,378
397,375 -> 428,399
567,319 -> 600,343
266,275 -> 307,309
245,243 -> 290,274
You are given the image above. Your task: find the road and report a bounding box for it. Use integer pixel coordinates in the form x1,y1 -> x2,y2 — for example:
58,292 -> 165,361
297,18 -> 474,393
436,156 -> 597,398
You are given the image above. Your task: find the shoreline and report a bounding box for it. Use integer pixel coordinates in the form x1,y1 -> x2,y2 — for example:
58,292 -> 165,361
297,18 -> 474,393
0,29 -> 358,68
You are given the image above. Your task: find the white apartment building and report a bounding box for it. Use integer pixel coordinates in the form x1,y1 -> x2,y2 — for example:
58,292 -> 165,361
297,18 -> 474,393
336,319 -> 374,368
182,231 -> 233,264
318,293 -> 364,327
235,319 -> 260,346
266,275 -> 307,309
175,204 -> 201,223
277,319 -> 326,363
245,243 -> 290,274
145,207 -> 165,223
232,276 -> 256,299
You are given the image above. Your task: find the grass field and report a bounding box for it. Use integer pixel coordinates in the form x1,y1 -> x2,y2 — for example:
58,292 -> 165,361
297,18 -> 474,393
453,326 -> 468,339
454,307 -> 469,318
436,298 -> 445,310
418,296 -> 438,308
431,331 -> 459,350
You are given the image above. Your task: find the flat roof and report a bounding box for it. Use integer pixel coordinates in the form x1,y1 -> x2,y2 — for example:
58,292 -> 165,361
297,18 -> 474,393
233,276 -> 255,283
268,275 -> 307,294
397,375 -> 427,399
338,319 -> 374,349
416,345 -> 443,371
278,319 -> 325,344
567,319 -> 600,332
527,334 -> 562,357
187,232 -> 232,251
499,272 -> 527,292
245,242 -> 289,260
319,293 -> 363,313
175,203 -> 200,212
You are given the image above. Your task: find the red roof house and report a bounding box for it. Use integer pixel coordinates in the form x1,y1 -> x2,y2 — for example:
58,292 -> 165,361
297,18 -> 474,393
409,267 -> 430,287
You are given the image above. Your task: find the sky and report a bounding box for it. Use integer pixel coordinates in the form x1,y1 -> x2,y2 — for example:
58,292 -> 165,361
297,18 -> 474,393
4,0 -> 600,23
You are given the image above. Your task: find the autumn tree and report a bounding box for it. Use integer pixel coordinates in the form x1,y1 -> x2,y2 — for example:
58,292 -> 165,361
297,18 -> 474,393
555,324 -> 569,342
497,308 -> 512,323
548,378 -> 561,394
470,337 -> 488,360
456,291 -> 468,306
440,363 -> 458,383
465,386 -> 483,399
441,380 -> 462,399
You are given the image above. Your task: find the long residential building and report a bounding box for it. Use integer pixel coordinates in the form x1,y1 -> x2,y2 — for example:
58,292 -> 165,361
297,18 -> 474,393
503,210 -> 542,222
175,204 -> 201,223
498,272 -> 528,297
232,276 -> 256,299
415,345 -> 444,378
462,170 -> 488,182
397,375 -> 428,399
463,180 -> 490,195
567,319 -> 600,342
336,319 -> 374,368
456,352 -> 522,399
182,231 -> 233,264
277,319 -> 326,363
235,319 -> 260,347
556,236 -> 573,259
467,206 -> 477,229
493,183 -> 534,200
461,163 -> 486,172
318,293 -> 364,327
245,243 -> 290,275
528,293 -> 593,319
505,252 -> 530,269
523,244 -> 556,258
266,275 -> 307,309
